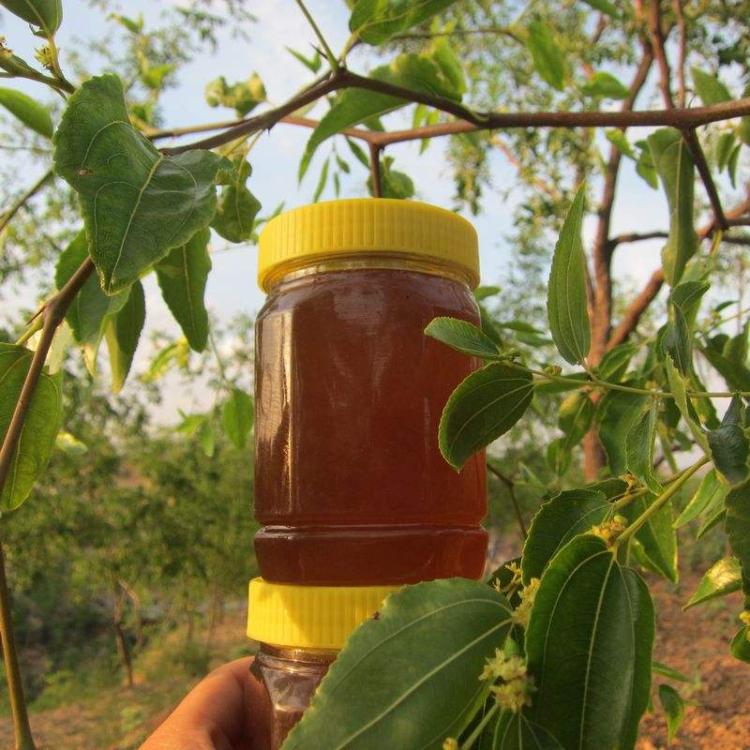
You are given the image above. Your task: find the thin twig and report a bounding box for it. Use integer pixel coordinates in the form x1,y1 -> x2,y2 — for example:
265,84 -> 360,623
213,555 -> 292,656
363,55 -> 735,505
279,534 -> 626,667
672,0 -> 687,108
0,169 -> 54,235
369,143 -> 383,197
648,0 -> 675,109
681,127 -> 728,229
487,462 -> 527,540
292,0 -> 339,71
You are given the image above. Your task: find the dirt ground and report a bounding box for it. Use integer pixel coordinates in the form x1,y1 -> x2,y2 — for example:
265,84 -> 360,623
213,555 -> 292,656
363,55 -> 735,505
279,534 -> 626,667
636,571 -> 749,750
0,570 -> 747,750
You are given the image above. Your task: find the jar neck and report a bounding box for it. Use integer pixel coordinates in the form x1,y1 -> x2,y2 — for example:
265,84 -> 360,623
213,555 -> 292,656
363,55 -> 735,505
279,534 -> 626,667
263,252 -> 476,293
258,643 -> 338,665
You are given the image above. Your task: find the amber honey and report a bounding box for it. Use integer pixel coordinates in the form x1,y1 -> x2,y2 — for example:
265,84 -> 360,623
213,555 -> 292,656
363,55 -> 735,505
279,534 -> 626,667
254,264 -> 487,585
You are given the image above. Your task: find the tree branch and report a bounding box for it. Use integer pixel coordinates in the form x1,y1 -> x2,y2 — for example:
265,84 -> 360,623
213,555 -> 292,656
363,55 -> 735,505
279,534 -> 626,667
164,65 -> 750,154
607,192 -> 750,348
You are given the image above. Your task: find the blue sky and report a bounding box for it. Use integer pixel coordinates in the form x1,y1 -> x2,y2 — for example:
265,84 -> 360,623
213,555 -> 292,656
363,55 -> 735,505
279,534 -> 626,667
1,0 -> 688,417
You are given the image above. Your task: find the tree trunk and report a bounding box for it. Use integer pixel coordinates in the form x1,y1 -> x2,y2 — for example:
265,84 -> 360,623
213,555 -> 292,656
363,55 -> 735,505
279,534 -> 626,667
112,579 -> 134,688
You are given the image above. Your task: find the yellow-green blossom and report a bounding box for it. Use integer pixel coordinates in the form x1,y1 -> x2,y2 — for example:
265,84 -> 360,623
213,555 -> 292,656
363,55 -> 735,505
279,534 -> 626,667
511,577 -> 540,628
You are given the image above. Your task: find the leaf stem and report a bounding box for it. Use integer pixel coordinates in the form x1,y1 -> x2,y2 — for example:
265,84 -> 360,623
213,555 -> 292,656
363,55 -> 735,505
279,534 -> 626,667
616,457 -> 709,547
460,701 -> 499,749
292,0 -> 339,71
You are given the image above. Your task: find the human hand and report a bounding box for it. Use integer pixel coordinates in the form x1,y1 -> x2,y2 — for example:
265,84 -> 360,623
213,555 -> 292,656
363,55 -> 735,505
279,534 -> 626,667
139,657 -> 266,750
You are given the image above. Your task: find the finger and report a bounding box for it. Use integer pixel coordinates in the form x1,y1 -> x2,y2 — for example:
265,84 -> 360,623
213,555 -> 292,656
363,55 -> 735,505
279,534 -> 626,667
140,657 -> 265,750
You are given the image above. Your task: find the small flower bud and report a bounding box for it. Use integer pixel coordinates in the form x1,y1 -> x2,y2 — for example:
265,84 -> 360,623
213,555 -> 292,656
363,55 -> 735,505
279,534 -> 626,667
34,45 -> 55,72
442,738 -> 459,750
591,515 -> 628,546
511,577 -> 540,628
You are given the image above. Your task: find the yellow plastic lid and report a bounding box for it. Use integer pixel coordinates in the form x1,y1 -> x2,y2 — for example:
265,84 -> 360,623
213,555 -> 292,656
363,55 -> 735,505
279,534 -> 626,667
247,578 -> 399,650
257,198 -> 479,292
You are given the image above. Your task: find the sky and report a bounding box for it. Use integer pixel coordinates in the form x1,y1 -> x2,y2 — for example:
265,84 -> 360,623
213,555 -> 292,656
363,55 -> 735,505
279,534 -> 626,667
0,0 -> 707,420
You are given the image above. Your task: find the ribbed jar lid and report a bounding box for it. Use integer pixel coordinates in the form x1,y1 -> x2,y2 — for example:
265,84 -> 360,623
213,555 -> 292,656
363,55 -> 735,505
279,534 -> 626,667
257,198 -> 479,291
247,578 -> 398,649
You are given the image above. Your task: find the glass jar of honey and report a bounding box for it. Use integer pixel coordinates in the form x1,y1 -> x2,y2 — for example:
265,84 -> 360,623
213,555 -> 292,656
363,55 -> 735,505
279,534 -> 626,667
247,199 -> 487,746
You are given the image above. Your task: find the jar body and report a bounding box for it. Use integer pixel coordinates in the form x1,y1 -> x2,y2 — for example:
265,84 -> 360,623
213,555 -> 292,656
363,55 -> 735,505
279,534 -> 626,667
250,644 -> 336,749
254,263 -> 487,585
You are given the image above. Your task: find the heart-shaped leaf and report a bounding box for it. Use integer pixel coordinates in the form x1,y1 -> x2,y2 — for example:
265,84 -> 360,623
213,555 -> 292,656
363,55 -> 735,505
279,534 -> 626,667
54,74 -> 223,294
211,160 -> 261,243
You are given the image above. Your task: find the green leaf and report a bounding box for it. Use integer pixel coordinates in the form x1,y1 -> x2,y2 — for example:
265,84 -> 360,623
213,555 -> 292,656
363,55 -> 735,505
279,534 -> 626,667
526,21 -> 568,91
581,0 -> 621,17
547,185 -> 590,364
658,684 -> 685,744
707,396 -> 749,486
622,493 -> 678,583
0,87 -> 53,138
725,482 -> 750,588
581,71 -> 629,99
438,363 -> 534,470
598,389 -> 649,476
596,342 -> 636,382
674,468 -> 727,528
312,157 -> 329,202
155,228 -> 211,352
0,344 -> 62,511
54,230 -> 129,371
521,489 -> 610,583
284,579 -> 512,749
664,357 -> 708,451
204,73 -> 265,115
605,129 -> 635,159
700,345 -> 750,392
211,159 -> 261,243
670,280 -> 709,330
648,129 -> 698,286
425,316 -> 500,359
286,46 -> 322,73
0,0 -> 62,34
526,535 -> 654,750
375,156 -> 415,199
491,712 -> 563,749
349,0 -> 458,45
652,661 -> 692,683
104,280 -> 145,394
730,626 -> 750,663
626,400 -> 662,493
685,557 -> 742,609
431,38 -> 465,97
222,387 -> 254,449
53,74 -> 223,294
691,68 -> 731,105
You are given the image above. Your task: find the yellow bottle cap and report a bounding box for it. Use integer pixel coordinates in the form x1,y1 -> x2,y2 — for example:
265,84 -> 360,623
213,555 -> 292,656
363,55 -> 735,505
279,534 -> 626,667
257,198 -> 479,292
247,578 -> 399,650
